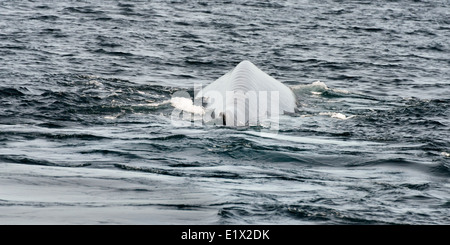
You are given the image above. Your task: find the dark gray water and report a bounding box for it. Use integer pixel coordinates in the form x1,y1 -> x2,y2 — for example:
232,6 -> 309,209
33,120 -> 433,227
1,0 -> 449,224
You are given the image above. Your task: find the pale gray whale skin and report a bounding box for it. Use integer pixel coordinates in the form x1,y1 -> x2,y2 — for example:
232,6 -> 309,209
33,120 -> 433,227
195,60 -> 296,126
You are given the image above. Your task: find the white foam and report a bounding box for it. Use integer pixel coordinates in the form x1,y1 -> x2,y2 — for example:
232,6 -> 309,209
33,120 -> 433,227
291,80 -> 328,91
319,112 -> 354,120
86,80 -> 103,87
441,152 -> 450,157
334,88 -> 350,94
311,80 -> 329,89
246,131 -> 378,146
136,99 -> 171,107
291,80 -> 350,94
170,97 -> 205,115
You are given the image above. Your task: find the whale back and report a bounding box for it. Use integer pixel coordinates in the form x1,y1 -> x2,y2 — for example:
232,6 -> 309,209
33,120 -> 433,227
196,60 -> 296,126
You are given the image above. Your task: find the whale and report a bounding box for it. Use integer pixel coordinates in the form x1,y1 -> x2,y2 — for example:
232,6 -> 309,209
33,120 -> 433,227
195,60 -> 296,126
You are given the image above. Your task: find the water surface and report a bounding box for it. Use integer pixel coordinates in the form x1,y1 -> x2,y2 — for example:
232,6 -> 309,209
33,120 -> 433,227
0,0 -> 449,224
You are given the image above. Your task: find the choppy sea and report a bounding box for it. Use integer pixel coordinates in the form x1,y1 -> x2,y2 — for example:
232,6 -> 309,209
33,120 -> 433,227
0,0 -> 449,224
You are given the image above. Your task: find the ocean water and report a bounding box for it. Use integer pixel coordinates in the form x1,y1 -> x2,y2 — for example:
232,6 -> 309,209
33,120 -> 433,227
1,0 -> 449,224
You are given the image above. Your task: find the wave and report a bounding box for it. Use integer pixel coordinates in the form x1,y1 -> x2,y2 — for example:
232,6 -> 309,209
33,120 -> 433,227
114,163 -> 185,177
2,74 -> 177,123
0,155 -> 90,167
79,149 -> 143,159
290,80 -> 355,98
63,6 -> 105,15
0,88 -> 25,97
90,48 -> 134,57
0,130 -> 110,141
